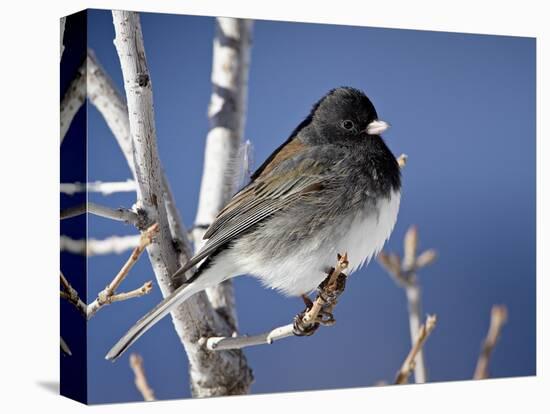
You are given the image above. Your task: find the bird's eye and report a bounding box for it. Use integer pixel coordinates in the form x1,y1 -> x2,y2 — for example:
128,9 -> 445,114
341,120 -> 355,130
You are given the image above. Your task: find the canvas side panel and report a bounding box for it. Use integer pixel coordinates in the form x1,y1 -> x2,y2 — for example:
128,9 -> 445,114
60,9 -> 88,405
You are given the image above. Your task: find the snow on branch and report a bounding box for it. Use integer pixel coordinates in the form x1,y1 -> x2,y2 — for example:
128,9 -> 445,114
112,10 -> 252,397
193,17 -> 254,333
60,59 -> 86,144
378,225 -> 437,384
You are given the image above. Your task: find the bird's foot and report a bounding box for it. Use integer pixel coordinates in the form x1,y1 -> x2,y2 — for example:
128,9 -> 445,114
318,271 -> 347,305
293,310 -> 320,336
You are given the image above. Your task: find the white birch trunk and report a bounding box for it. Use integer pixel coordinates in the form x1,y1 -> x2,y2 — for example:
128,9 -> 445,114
193,18 -> 254,331
112,11 -> 252,397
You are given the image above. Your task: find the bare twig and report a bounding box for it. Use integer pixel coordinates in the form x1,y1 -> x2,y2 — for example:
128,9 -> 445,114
378,225 -> 437,383
193,18 -> 254,332
474,305 -> 508,380
129,354 -> 156,401
112,11 -> 252,396
60,272 -> 87,317
87,224 -> 158,319
60,234 -> 141,256
60,180 -> 137,195
60,59 -> 86,144
60,202 -> 140,226
203,253 -> 349,351
395,314 -> 437,384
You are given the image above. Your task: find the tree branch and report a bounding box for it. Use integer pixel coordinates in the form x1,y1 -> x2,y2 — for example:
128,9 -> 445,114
395,314 -> 437,384
473,305 -> 508,380
112,11 -> 252,397
87,223 -> 158,319
60,272 -> 87,317
378,225 -> 437,383
60,179 -> 137,195
193,17 -> 254,333
129,354 -> 156,401
60,59 -> 86,144
60,234 -> 141,256
60,202 -> 141,227
87,48 -> 137,180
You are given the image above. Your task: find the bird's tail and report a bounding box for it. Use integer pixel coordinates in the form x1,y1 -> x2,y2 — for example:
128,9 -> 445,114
105,270 -> 210,361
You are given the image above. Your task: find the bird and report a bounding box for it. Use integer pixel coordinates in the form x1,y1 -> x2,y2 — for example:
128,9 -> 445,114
106,86 -> 401,361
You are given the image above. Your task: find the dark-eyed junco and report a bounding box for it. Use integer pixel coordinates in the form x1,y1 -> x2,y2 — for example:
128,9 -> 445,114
106,87 -> 401,360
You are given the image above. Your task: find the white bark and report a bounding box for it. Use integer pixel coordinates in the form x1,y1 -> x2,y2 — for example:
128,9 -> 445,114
60,180 -> 137,195
87,49 -> 186,252
112,11 -> 252,397
60,17 -> 66,60
60,234 -> 141,256
193,18 -> 254,331
87,49 -> 137,181
60,60 -> 86,144
204,324 -> 295,351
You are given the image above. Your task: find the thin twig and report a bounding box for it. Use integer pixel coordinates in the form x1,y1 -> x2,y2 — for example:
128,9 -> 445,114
203,253 -> 349,351
60,272 -> 86,317
473,305 -> 508,380
378,225 -> 437,383
395,314 -> 437,384
60,180 -> 137,195
87,224 -> 158,319
129,354 -> 156,401
203,324 -> 295,351
60,202 -> 140,226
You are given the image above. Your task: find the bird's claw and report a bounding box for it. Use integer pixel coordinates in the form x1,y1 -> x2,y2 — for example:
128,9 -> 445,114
293,311 -> 320,336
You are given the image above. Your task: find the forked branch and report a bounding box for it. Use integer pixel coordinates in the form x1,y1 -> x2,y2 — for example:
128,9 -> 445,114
378,225 -> 437,383
87,223 -> 158,318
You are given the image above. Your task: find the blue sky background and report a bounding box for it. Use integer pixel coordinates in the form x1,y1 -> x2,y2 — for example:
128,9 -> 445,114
65,9 -> 536,404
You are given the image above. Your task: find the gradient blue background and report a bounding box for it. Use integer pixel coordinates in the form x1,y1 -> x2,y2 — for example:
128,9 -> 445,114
70,9 -> 536,403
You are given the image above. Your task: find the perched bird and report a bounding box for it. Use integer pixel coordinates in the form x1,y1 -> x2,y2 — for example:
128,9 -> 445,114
106,87 -> 401,361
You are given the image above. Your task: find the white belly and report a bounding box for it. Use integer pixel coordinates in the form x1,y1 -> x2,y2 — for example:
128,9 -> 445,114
226,190 -> 401,296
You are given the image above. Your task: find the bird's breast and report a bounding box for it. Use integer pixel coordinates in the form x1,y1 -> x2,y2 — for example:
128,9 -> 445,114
336,189 -> 401,273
